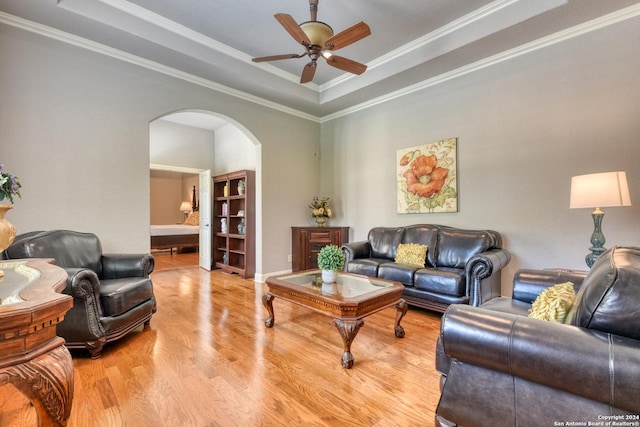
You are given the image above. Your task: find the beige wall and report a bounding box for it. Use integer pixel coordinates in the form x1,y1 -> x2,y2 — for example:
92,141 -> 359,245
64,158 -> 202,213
0,24 -> 320,274
1,14 -> 638,288
320,16 -> 640,294
150,170 -> 198,224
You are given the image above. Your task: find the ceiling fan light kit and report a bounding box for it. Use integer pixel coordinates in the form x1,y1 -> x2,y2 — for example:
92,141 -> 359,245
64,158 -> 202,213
252,0 -> 370,84
299,21 -> 334,47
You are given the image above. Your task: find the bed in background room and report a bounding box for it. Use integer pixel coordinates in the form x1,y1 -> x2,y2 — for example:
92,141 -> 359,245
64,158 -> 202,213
150,187 -> 199,253
150,222 -> 199,253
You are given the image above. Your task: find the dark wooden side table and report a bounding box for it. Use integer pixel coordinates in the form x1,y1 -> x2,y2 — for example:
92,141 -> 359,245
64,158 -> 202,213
0,259 -> 74,427
291,226 -> 349,272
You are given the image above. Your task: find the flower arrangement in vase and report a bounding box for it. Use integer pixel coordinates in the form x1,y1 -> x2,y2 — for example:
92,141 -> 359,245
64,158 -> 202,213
309,196 -> 332,227
0,163 -> 21,277
0,163 -> 21,204
317,244 -> 345,283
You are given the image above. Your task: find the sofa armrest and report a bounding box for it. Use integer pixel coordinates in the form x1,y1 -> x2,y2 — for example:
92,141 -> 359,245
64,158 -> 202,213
341,241 -> 371,264
512,268 -> 587,304
101,253 -> 155,279
465,248 -> 510,306
58,267 -> 106,341
440,305 -> 639,412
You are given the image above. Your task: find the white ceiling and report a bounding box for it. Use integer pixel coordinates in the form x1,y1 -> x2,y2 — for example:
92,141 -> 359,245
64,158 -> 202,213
1,0 -> 639,119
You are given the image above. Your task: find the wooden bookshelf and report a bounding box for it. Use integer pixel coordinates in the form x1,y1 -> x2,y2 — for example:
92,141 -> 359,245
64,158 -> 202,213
213,170 -> 255,278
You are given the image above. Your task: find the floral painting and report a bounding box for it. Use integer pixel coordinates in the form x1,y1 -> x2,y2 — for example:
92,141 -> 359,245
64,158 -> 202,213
397,138 -> 458,213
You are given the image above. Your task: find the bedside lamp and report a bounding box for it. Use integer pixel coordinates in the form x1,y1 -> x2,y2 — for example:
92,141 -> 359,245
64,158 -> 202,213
179,201 -> 192,221
570,171 -> 631,267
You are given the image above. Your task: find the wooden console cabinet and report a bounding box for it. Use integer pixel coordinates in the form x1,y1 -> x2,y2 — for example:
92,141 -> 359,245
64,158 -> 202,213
213,170 -> 255,278
291,226 -> 349,272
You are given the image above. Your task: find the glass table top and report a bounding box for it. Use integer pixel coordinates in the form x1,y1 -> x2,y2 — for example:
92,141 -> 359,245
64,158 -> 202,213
272,270 -> 395,299
0,261 -> 41,306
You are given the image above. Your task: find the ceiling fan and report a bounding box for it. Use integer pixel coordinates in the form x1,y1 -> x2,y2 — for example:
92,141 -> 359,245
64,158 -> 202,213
252,0 -> 371,84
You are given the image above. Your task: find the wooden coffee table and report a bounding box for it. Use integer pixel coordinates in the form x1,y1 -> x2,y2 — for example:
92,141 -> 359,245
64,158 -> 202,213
263,270 -> 407,368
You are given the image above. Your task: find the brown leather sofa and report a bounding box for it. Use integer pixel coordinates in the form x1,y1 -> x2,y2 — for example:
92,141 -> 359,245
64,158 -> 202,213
342,225 -> 510,312
435,246 -> 640,426
4,230 -> 157,358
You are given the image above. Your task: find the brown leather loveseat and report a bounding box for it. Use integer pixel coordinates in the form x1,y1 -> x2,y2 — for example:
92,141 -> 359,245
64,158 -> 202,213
5,230 -> 157,358
435,246 -> 640,426
342,225 -> 510,312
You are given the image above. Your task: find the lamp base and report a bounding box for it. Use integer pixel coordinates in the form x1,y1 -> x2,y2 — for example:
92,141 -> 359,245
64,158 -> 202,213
585,210 -> 606,268
585,247 -> 606,268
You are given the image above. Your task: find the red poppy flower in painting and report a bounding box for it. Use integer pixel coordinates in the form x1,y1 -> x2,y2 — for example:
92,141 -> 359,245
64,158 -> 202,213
402,154 -> 449,198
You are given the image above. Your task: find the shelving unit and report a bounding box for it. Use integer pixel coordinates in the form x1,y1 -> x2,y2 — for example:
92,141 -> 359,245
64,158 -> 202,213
213,170 -> 255,278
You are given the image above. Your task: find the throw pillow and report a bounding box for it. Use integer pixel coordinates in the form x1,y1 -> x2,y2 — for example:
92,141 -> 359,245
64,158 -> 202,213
183,212 -> 199,226
528,282 -> 576,323
395,243 -> 428,268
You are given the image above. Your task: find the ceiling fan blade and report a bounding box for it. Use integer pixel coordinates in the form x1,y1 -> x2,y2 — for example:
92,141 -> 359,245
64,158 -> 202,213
324,22 -> 370,51
325,55 -> 367,75
252,53 -> 306,62
275,13 -> 311,46
300,62 -> 317,83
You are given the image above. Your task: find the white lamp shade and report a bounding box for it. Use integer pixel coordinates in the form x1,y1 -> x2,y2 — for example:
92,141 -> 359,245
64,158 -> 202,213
179,201 -> 192,212
570,171 -> 632,209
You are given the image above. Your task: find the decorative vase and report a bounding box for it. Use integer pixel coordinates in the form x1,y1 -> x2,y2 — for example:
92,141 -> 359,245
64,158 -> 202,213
321,269 -> 337,284
237,180 -> 245,195
315,216 -> 328,227
0,205 -> 17,278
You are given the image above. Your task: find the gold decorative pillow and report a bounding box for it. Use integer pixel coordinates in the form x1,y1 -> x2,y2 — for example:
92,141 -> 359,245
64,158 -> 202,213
528,282 -> 576,323
395,243 -> 428,268
183,212 -> 199,226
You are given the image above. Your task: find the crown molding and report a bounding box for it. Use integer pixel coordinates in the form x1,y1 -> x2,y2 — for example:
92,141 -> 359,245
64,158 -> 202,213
0,11 -> 321,123
60,0 -> 317,89
321,3 -> 640,122
2,2 -> 639,123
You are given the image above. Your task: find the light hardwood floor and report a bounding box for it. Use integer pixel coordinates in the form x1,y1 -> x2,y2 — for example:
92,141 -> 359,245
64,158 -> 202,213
0,251 -> 444,427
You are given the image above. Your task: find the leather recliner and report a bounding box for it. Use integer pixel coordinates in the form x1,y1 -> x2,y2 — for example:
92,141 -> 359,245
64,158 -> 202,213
435,246 -> 640,426
5,230 -> 157,359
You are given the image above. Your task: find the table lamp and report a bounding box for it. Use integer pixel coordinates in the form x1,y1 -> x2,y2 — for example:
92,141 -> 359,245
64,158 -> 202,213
569,171 -> 631,267
180,201 -> 192,221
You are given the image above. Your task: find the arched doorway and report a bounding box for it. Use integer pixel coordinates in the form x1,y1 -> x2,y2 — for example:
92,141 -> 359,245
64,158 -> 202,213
149,109 -> 262,275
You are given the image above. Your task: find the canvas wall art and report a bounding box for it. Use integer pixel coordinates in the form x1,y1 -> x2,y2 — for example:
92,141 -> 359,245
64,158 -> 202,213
397,137 -> 458,213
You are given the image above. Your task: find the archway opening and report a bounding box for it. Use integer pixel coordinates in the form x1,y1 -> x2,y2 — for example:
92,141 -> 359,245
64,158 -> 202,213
149,109 -> 262,275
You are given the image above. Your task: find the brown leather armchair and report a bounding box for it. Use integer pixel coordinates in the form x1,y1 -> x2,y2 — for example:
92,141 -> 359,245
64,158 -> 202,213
5,230 -> 157,358
435,246 -> 640,426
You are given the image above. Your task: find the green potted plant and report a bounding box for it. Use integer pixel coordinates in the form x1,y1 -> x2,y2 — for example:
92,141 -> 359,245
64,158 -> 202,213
317,244 -> 345,283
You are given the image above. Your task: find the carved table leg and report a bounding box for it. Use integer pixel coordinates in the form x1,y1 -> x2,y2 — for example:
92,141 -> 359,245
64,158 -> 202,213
333,318 -> 365,369
395,299 -> 408,338
1,344 -> 74,427
262,292 -> 275,328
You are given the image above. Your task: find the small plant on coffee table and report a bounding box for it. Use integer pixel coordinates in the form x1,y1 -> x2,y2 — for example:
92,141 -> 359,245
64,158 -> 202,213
317,245 -> 345,283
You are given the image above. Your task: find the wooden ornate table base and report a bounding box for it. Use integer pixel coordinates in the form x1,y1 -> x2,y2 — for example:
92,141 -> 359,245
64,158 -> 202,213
263,271 -> 408,369
0,343 -> 74,426
0,259 -> 74,426
333,300 -> 407,368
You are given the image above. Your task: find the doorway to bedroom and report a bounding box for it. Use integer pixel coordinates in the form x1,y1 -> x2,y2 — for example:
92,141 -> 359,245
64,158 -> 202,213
149,110 -> 260,272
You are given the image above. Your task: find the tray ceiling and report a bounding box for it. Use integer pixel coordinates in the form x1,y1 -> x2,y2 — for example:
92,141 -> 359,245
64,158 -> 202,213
1,0 -> 638,119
